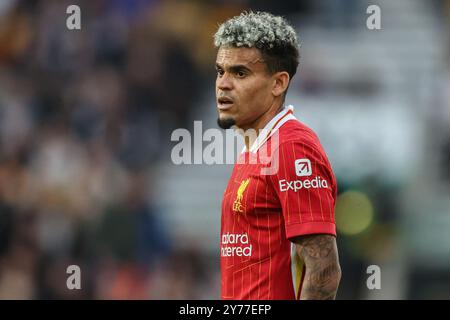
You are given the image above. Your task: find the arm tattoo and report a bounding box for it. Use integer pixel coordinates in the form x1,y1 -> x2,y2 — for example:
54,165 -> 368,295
293,234 -> 341,300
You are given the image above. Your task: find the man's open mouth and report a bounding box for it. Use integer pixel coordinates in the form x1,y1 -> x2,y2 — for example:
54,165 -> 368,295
218,97 -> 234,110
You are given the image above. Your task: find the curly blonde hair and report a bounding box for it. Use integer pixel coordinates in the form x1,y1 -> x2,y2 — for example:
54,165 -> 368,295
214,11 -> 300,79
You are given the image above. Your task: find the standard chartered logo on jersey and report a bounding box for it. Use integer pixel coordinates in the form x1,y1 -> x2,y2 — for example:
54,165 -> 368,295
221,233 -> 252,257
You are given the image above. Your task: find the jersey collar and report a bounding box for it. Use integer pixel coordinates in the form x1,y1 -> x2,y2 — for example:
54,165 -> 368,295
242,105 -> 297,154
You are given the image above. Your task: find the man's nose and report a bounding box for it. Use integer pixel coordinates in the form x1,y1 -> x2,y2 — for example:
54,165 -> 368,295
216,73 -> 233,91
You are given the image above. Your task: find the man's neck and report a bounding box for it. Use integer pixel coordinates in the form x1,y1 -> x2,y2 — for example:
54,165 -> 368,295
240,101 -> 284,150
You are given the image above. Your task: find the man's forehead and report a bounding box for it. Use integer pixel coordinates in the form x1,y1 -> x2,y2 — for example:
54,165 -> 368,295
216,47 -> 264,67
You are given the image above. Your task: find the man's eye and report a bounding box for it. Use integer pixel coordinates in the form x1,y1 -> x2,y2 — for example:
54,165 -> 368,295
237,71 -> 246,77
217,69 -> 224,76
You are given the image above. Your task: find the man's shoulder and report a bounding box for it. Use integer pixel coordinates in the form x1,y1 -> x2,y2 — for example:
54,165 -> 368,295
276,119 -> 323,149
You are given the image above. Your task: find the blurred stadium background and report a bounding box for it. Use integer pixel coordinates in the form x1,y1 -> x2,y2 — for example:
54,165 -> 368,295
0,0 -> 449,299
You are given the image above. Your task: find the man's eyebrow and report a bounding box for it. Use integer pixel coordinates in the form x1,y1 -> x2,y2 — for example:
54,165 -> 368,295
215,63 -> 252,73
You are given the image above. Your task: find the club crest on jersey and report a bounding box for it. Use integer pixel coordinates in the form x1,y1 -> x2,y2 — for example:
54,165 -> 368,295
232,178 -> 250,213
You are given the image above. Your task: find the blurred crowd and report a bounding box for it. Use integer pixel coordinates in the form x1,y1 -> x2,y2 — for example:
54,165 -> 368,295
0,0 -> 227,299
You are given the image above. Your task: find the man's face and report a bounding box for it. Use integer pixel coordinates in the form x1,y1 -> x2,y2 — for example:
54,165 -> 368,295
215,47 -> 274,130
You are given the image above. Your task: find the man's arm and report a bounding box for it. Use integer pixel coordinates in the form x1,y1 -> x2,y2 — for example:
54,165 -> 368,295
292,234 -> 341,300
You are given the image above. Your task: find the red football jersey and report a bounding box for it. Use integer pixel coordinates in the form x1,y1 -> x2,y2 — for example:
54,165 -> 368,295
220,106 -> 337,300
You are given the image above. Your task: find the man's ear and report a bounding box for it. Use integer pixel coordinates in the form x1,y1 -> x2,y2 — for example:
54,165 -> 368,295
272,71 -> 290,97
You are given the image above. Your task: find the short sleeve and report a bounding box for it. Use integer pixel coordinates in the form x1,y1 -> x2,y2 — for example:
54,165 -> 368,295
269,140 -> 337,240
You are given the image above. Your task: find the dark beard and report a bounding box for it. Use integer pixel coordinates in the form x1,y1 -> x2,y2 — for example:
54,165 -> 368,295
217,117 -> 236,129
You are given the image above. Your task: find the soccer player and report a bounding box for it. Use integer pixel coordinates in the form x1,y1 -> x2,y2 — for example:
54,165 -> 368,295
214,12 -> 341,300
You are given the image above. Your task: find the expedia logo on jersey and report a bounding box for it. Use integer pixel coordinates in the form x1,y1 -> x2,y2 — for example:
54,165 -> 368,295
279,158 -> 329,192
232,178 -> 250,213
